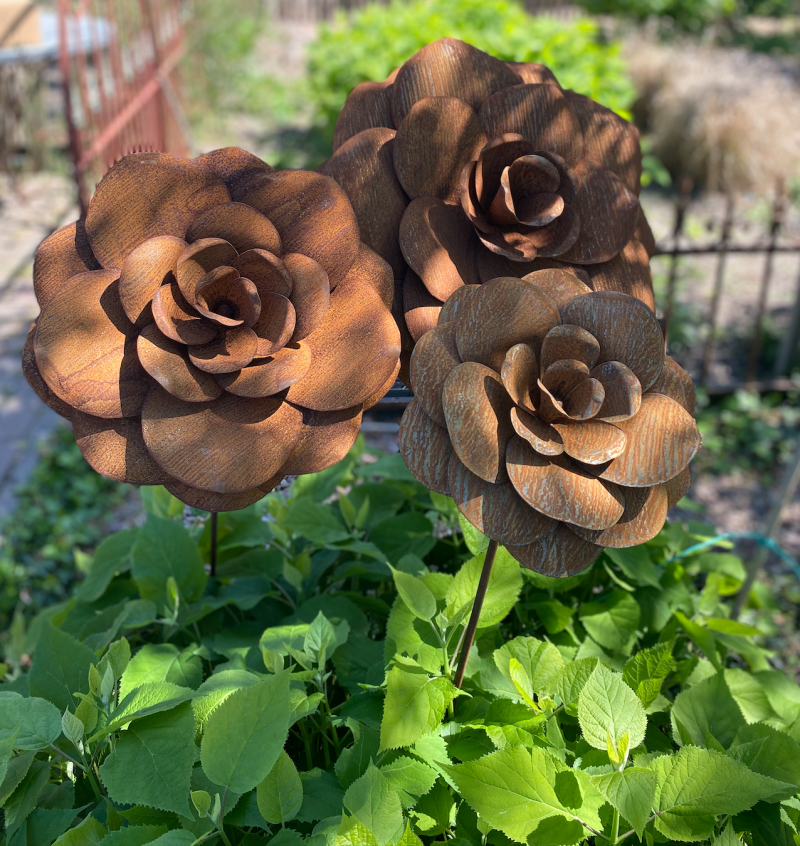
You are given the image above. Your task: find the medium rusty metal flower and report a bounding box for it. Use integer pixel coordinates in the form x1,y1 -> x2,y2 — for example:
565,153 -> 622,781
399,272 -> 700,576
24,148 -> 401,511
320,38 -> 656,373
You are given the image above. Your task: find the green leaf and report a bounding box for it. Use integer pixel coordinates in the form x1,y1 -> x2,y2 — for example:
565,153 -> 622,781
305,611 -> 340,666
99,682 -> 194,736
61,708 -> 84,746
412,778 -> 456,836
725,668 -> 782,723
494,637 -> 563,698
448,746 -> 576,843
670,671 -> 746,749
0,733 -> 15,785
131,515 -> 207,605
390,568 -> 437,621
531,600 -> 574,635
579,591 -> 640,654
380,658 -> 461,751
553,658 -> 598,708
120,644 -> 202,697
379,755 -> 437,809
653,746 -> 790,841
102,826 -> 169,845
605,547 -> 661,588
457,513 -> 489,555
75,529 -> 138,602
148,833 -> 195,846
25,806 -> 84,846
591,767 -> 656,838
99,701 -> 195,816
52,815 -> 107,845
713,821 -> 743,845
333,634 -> 385,695
192,669 -> 261,731
334,819 -> 379,846
343,762 -> 404,846
0,695 -> 61,750
577,663 -> 647,755
28,624 -> 95,711
728,723 -> 800,797
445,551 -> 522,628
623,642 -> 676,708
4,759 -> 49,832
192,789 -> 212,817
99,637 -> 132,683
371,513 -> 436,563
256,750 -> 303,824
297,768 -> 345,823
201,671 -> 292,793
283,497 -> 351,544
0,750 -> 35,806
336,722 -> 381,790
675,611 -> 720,670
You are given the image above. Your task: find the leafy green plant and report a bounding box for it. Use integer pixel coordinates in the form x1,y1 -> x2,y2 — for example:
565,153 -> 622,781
574,0 -> 736,34
272,0 -> 636,169
0,437 -> 798,844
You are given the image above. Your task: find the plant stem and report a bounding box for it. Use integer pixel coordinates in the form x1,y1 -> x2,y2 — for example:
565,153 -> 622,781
299,720 -> 313,769
454,539 -> 499,688
48,743 -> 85,772
610,807 -> 620,844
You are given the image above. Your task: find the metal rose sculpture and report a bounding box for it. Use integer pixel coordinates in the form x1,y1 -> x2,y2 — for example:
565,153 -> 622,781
399,272 -> 701,576
320,37 -> 656,378
24,148 -> 401,511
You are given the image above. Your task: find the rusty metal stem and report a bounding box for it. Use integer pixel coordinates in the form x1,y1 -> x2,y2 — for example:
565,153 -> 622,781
454,539 -> 499,689
209,512 -> 218,578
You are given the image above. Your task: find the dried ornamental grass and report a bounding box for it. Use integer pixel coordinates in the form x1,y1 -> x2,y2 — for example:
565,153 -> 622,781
399,275 -> 701,576
319,37 -> 657,379
24,148 -> 401,511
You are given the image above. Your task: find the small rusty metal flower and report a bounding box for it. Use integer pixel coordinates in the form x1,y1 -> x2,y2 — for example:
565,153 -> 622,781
319,38 -> 657,377
24,148 -> 401,511
399,273 -> 700,576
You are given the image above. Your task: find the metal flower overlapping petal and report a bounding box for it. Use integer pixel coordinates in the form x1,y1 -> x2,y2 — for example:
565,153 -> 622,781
399,272 -> 700,577
319,38 -> 657,378
24,148 -> 401,511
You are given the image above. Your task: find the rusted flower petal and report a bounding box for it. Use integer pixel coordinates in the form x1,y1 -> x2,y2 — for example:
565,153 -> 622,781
551,419 -> 626,465
587,238 -> 655,311
506,436 -> 625,530
281,405 -> 364,476
285,247 -> 401,411
448,455 -> 554,544
664,466 -> 691,508
195,146 -> 274,194
252,294 -> 296,357
188,325 -> 258,374
649,355 -> 697,416
540,324 -> 600,373
195,268 -> 261,328
591,360 -> 642,423
571,484 -> 668,548
475,209 -> 580,263
476,250 -> 540,283
455,276 -> 560,370
506,524 -> 602,577
400,197 -> 479,301
233,170 -> 359,289
271,252 -> 330,343
164,478 -> 280,512
152,283 -> 217,346
442,362 -> 515,484
438,284 -> 480,324
510,406 -> 564,456
186,202 -> 281,256
563,377 -> 605,420
320,128 -> 409,280
73,412 -> 169,485
410,322 -> 461,427
524,268 -> 591,310
22,323 -> 74,420
137,323 -> 223,402
501,343 -> 538,414
33,220 -> 99,310
474,134 -> 534,209
85,153 -> 229,270
636,213 -> 657,258
119,235 -> 186,325
598,394 -> 701,487
394,97 -> 487,203
404,268 -> 443,343
175,238 -> 238,307
34,270 -> 147,418
399,398 -> 453,495
565,90 -> 642,196
542,359 -> 590,397
232,250 -> 293,299
216,342 -> 311,398
560,291 -> 664,391
506,62 -> 560,86
333,81 -> 395,151
141,386 -> 303,493
363,358 -> 402,411
352,242 -> 394,311
537,380 -> 569,423
479,84 -> 583,165
391,37 -> 519,126
558,162 -> 639,265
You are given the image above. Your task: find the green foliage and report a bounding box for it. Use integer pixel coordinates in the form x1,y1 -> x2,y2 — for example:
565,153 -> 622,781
278,0 -> 635,169
1,441 -> 799,843
574,0 -> 737,34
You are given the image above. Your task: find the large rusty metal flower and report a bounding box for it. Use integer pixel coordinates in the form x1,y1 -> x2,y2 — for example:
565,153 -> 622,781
24,148 -> 401,511
399,272 -> 700,576
320,38 -> 656,369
